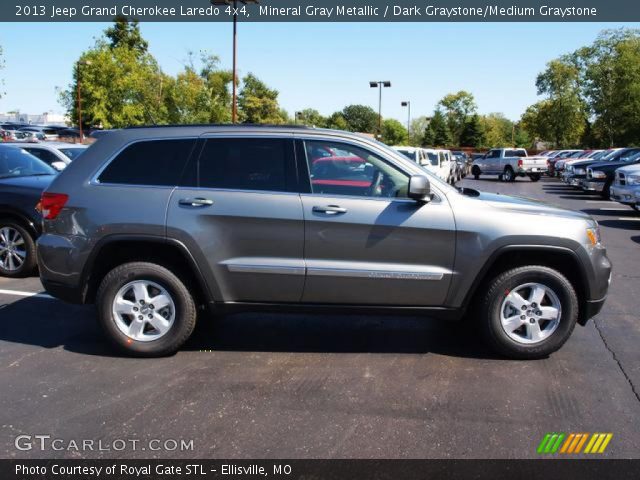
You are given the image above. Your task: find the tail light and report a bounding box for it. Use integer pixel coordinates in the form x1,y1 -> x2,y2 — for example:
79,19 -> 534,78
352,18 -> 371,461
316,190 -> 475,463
517,159 -> 523,168
37,192 -> 69,220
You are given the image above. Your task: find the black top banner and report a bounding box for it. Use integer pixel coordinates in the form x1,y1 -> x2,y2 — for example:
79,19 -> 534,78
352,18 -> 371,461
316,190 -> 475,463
4,0 -> 640,22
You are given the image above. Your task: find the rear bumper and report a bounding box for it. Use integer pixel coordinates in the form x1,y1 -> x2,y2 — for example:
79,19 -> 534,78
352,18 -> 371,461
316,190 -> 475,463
582,180 -> 605,192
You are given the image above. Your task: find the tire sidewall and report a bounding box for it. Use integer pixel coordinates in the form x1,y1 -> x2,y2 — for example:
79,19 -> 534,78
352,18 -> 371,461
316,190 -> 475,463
484,267 -> 578,358
97,264 -> 195,356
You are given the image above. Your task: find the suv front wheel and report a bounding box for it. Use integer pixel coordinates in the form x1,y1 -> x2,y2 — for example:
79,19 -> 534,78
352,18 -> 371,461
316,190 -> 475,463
96,262 -> 197,357
480,266 -> 578,359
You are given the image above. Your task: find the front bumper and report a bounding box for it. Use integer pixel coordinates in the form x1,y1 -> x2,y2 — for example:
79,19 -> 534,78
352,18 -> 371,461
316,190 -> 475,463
610,185 -> 640,205
582,180 -> 605,192
564,176 -> 584,187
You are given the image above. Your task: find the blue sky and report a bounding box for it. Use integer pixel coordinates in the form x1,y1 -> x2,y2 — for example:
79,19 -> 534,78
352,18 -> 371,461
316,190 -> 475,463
1,22 -> 639,122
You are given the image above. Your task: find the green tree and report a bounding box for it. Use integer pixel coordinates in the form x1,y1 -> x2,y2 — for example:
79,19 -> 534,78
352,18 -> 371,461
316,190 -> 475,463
381,118 -> 408,145
296,108 -> 326,127
326,112 -> 349,131
409,116 -> 430,146
424,109 -> 451,147
341,104 -> 379,133
459,114 -> 485,147
535,58 -> 586,146
438,91 -> 477,146
238,73 -> 287,124
480,113 -> 514,147
105,16 -> 149,54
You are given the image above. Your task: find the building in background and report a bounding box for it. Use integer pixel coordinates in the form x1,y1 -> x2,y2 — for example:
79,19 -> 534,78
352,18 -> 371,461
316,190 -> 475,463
0,111 -> 68,126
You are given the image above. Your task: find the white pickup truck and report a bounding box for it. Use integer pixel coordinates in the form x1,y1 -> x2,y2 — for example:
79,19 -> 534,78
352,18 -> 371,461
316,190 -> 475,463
471,148 -> 548,182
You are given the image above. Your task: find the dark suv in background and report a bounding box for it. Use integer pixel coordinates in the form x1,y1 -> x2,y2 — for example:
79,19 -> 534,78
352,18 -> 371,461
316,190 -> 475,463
37,126 -> 611,359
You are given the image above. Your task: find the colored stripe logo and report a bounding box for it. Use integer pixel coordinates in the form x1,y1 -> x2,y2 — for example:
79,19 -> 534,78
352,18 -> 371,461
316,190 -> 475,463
537,433 -> 612,454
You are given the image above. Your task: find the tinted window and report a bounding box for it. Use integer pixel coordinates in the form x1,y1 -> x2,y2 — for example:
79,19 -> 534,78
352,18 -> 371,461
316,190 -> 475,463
427,152 -> 439,166
99,139 -> 195,186
505,149 -> 527,157
304,140 -> 409,198
488,150 -> 500,158
196,138 -> 293,192
59,148 -> 85,160
22,148 -> 59,166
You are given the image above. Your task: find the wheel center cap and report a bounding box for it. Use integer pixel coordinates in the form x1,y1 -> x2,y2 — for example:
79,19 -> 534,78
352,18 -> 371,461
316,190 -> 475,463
141,306 -> 150,315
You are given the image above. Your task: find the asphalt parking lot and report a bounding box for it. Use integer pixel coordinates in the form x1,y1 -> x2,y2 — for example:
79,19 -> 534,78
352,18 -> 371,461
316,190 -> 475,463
1,176 -> 639,459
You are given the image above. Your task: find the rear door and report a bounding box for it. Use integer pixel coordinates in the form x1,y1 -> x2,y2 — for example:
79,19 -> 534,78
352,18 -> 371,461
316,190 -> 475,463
166,135 -> 305,303
298,137 -> 456,306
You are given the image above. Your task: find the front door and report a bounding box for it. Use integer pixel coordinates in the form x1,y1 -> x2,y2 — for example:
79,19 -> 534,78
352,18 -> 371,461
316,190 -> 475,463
298,138 -> 456,306
167,135 -> 305,303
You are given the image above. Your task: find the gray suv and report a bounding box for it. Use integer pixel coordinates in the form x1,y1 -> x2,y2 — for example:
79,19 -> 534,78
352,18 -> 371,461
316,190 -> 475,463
37,126 -> 611,359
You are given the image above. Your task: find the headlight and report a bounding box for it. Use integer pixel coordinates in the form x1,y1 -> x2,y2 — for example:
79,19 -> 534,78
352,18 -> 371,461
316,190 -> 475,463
574,168 -> 586,175
627,174 -> 640,185
586,226 -> 602,246
591,170 -> 607,179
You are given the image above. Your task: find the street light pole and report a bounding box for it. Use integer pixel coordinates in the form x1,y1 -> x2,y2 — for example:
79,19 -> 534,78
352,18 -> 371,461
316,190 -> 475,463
212,0 -> 259,124
370,81 -> 391,137
401,101 -> 411,144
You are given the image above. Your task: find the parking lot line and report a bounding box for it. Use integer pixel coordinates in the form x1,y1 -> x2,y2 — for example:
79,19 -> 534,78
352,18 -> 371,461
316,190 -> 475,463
617,217 -> 640,221
586,200 -> 613,203
599,207 -> 632,211
0,289 -> 53,299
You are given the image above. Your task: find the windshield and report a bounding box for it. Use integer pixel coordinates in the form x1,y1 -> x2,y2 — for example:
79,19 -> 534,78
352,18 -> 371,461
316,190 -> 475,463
395,149 -> 417,162
588,151 -> 605,160
59,148 -> 85,160
618,150 -> 640,162
0,146 -> 56,179
568,151 -> 584,158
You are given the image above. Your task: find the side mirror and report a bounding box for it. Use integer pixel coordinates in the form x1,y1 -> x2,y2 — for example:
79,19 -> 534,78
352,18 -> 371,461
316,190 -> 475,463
408,175 -> 430,202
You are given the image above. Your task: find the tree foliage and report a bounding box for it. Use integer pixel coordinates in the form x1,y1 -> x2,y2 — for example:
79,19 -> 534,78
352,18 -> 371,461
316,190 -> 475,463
438,90 -> 477,145
423,109 -> 451,147
238,73 -> 287,124
105,16 -> 149,54
341,104 -> 379,133
381,118 -> 408,145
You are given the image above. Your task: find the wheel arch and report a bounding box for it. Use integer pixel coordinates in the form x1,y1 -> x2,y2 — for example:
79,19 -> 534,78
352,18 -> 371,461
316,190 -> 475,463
0,207 -> 39,238
81,235 -> 213,308
461,245 -> 590,325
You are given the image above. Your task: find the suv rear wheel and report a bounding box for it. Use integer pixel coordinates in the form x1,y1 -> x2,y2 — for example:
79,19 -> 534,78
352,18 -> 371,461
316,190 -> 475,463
96,262 -> 197,357
480,266 -> 578,359
0,220 -> 37,277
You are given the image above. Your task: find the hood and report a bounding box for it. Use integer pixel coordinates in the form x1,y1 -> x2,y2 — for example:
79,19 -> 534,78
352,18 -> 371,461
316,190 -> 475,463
588,160 -> 636,172
0,174 -> 56,192
569,158 -> 602,168
469,190 -> 592,221
616,164 -> 640,175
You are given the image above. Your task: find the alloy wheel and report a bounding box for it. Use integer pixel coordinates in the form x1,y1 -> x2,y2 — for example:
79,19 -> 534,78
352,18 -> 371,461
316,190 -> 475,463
0,227 -> 27,272
499,282 -> 562,344
112,280 -> 176,342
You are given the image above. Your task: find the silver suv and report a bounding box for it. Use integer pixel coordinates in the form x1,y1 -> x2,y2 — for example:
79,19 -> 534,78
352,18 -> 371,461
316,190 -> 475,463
37,126 -> 611,359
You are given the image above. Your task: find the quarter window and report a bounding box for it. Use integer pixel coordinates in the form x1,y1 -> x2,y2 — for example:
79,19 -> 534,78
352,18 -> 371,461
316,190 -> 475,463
98,139 -> 195,186
304,140 -> 409,198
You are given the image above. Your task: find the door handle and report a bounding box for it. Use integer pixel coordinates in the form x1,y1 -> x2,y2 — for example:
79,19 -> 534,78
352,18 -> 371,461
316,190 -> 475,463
179,197 -> 214,207
312,205 -> 347,215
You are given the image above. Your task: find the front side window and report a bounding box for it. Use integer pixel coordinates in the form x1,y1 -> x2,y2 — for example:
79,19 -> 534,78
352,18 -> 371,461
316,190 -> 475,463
99,139 -> 195,186
304,140 -> 409,199
427,152 -> 439,166
196,137 -> 294,192
488,150 -> 500,158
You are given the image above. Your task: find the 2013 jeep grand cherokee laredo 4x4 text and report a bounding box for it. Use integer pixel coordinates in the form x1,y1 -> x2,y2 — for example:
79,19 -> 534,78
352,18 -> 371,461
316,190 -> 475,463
36,126 -> 611,359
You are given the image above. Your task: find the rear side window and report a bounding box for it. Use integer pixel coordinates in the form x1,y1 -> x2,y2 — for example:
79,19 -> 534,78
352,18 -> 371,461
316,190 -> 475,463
22,148 -> 59,166
195,138 -> 295,192
98,139 -> 195,186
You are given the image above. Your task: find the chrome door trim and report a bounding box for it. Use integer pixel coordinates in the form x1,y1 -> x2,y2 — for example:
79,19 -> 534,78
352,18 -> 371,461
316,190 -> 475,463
306,267 -> 444,281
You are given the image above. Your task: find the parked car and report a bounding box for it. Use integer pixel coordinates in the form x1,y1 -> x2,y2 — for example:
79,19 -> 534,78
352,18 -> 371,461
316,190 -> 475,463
0,145 -> 58,277
422,148 -> 451,182
18,143 -> 87,171
610,164 -> 640,212
392,146 -> 428,165
547,150 -> 583,176
584,150 -> 640,198
18,126 -> 59,141
37,125 -> 610,359
555,150 -> 605,175
471,148 -> 547,182
563,148 -> 639,188
451,151 -> 471,177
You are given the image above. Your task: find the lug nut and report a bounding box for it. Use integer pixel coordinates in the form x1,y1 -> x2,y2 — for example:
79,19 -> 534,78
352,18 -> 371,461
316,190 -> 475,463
520,315 -> 526,320
536,310 -> 542,316
138,315 -> 143,320
149,304 -> 154,309
140,300 -> 145,305
531,302 -> 538,308
529,318 -> 536,324
148,314 -> 153,319
521,305 -> 527,310
133,307 -> 138,312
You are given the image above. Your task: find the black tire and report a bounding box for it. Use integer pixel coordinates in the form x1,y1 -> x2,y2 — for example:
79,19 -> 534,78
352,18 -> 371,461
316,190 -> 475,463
529,173 -> 541,182
601,180 -> 612,199
0,219 -> 37,278
503,167 -> 516,182
96,262 -> 197,357
472,166 -> 481,180
633,205 -> 639,212
480,266 -> 578,360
